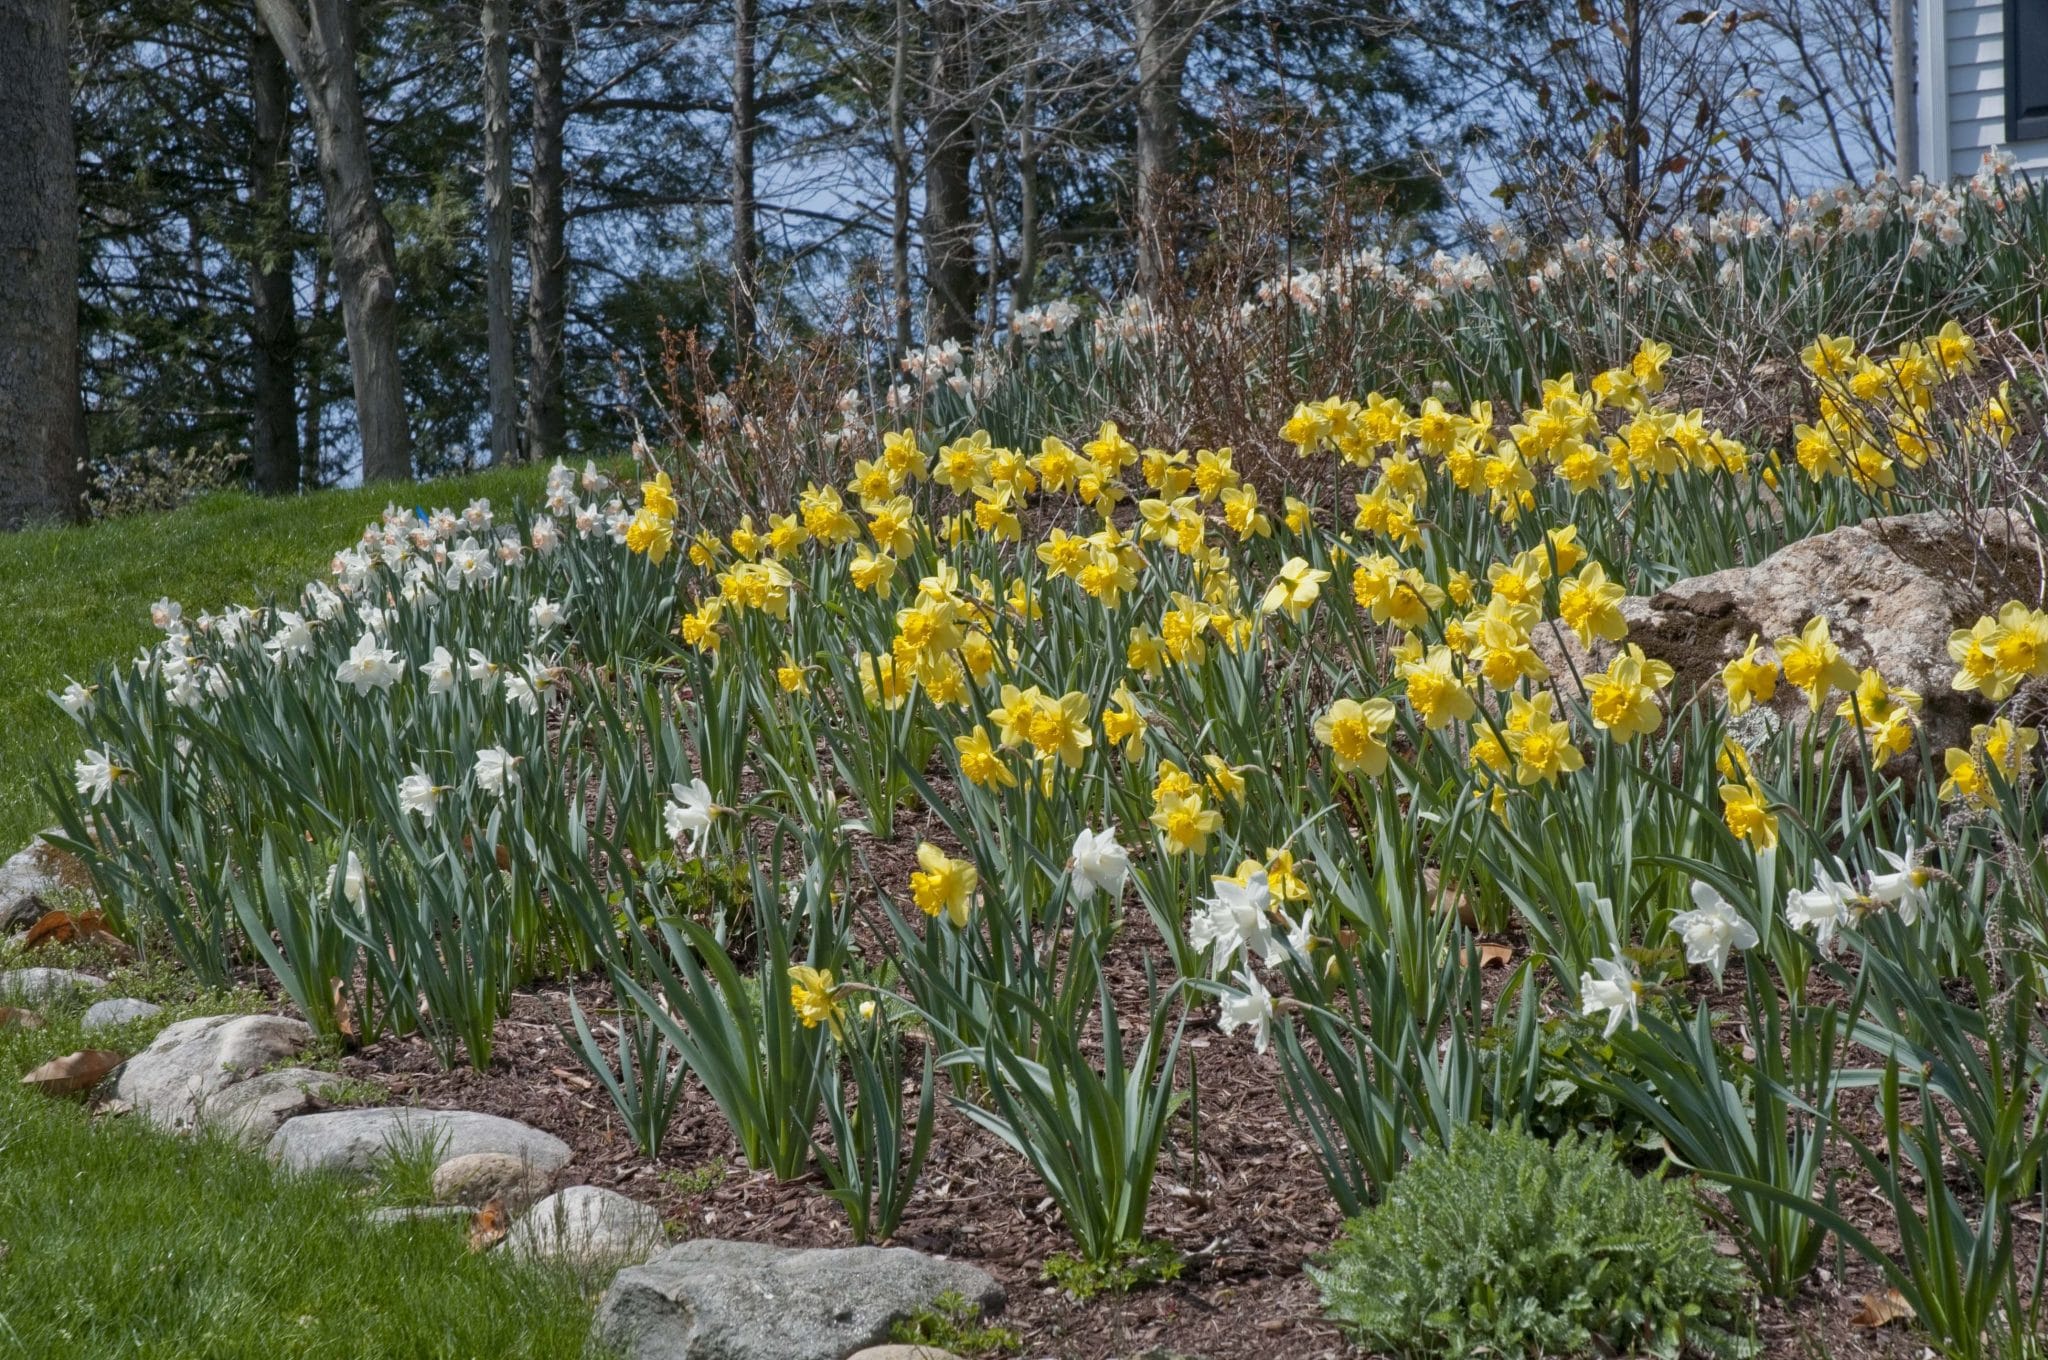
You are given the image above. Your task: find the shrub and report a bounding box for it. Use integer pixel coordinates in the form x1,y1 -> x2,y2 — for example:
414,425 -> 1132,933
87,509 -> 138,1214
1311,1124 -> 1755,1360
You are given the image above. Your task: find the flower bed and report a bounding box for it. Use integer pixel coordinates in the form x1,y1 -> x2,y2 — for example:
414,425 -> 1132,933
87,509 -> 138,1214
38,310 -> 2048,1358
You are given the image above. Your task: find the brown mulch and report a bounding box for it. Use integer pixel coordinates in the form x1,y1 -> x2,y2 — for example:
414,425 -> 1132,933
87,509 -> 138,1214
327,897 -> 1961,1360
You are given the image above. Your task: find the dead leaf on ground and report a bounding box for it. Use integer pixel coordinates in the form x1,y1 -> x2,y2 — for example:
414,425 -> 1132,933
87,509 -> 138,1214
22,908 -> 125,954
1850,1289 -> 1915,1328
330,978 -> 359,1045
1459,941 -> 1515,969
21,1049 -> 126,1097
0,1007 -> 45,1031
468,1198 -> 509,1252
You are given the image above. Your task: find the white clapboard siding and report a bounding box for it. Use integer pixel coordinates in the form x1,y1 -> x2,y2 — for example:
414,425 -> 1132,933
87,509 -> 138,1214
1931,0 -> 2048,179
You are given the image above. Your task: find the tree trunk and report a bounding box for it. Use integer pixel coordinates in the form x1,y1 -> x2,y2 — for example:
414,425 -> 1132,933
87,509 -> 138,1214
255,0 -> 412,482
303,254 -> 328,486
1015,34 -> 1040,312
526,0 -> 568,463
247,19 -> 301,495
731,0 -> 757,351
1890,0 -> 1917,180
888,0 -> 913,356
1621,0 -> 1644,241
1132,0 -> 1193,292
481,0 -> 519,463
922,0 -> 977,342
0,0 -> 86,530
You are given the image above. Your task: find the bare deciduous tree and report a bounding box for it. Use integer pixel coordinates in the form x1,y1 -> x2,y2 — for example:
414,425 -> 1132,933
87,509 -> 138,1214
527,0 -> 570,463
483,0 -> 519,463
254,0 -> 413,481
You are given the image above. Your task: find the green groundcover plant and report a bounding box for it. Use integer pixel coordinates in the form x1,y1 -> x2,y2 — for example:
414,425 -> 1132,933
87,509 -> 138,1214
1311,1123 -> 1755,1360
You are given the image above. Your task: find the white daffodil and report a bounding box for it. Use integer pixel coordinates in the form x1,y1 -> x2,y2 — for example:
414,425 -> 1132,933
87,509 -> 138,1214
1579,954 -> 1642,1037
474,746 -> 520,797
56,679 -> 94,718
529,516 -> 561,553
1867,839 -> 1934,926
1786,863 -> 1858,950
74,749 -> 120,804
334,629 -> 406,695
265,610 -> 314,666
213,605 -> 254,646
665,778 -> 721,853
150,597 -> 182,631
447,537 -> 497,587
423,646 -> 457,695
465,648 -> 501,692
1068,826 -> 1130,903
503,673 -> 539,716
165,668 -> 205,709
528,596 -> 566,632
328,852 -> 367,907
1667,881 -> 1758,984
1188,870 -> 1275,974
1217,968 -> 1277,1054
398,770 -> 441,823
304,581 -> 345,621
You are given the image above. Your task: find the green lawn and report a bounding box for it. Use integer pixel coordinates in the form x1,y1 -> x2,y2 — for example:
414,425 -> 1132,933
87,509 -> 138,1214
0,467 -> 554,852
0,965 -> 606,1359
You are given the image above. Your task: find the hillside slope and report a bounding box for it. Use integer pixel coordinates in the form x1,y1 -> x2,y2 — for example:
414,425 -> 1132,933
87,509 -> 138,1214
0,467 -> 553,850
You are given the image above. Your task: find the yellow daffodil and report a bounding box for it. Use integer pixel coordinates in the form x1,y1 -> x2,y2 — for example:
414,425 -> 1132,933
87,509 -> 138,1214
909,842 -> 978,926
1314,696 -> 1396,776
1719,777 -> 1779,851
1586,644 -> 1674,742
788,965 -> 844,1033
1504,692 -> 1583,784
1260,557 -> 1332,620
1150,788 -> 1221,855
1776,616 -> 1858,710
1721,635 -> 1778,715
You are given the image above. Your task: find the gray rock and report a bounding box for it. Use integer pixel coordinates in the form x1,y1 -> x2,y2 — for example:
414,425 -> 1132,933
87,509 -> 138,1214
505,1186 -> 666,1269
591,1239 -> 1003,1360
1529,509 -> 2044,755
366,1205 -> 475,1228
0,968 -> 106,1004
204,1067 -> 343,1146
0,832 -> 94,931
81,997 -> 163,1032
113,1013 -> 315,1134
267,1107 -> 572,1181
432,1151 -> 555,1212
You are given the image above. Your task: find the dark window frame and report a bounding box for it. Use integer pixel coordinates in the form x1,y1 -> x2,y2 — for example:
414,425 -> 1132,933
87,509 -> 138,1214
2010,0 -> 2048,142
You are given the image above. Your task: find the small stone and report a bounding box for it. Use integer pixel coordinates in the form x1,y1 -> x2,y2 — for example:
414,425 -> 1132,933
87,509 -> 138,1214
267,1108 -> 572,1181
114,1014 -> 315,1134
0,833 -> 94,932
0,968 -> 106,1005
592,1239 -> 1003,1360
432,1151 -> 554,1212
504,1186 -> 665,1270
81,998 -> 163,1032
366,1205 -> 475,1228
